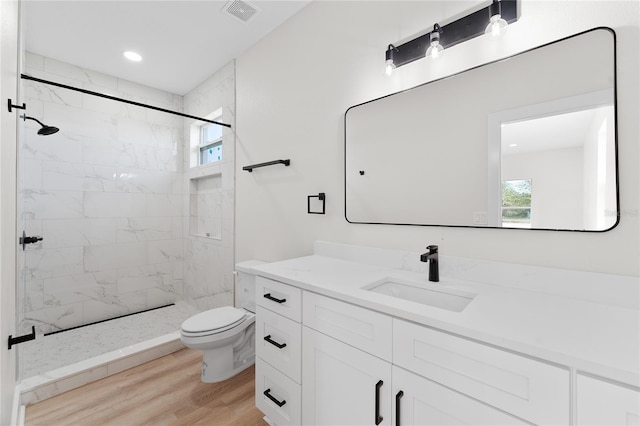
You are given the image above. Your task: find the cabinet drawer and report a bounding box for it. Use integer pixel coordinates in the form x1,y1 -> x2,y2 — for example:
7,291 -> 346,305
303,291 -> 392,361
393,366 -> 528,425
256,359 -> 301,426
256,276 -> 302,322
256,305 -> 302,383
393,319 -> 570,425
577,374 -> 640,425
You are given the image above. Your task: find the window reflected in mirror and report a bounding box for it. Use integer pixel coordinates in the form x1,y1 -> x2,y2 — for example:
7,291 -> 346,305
502,179 -> 532,228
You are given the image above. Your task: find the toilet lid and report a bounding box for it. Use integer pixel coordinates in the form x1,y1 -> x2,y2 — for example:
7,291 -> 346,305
181,306 -> 245,334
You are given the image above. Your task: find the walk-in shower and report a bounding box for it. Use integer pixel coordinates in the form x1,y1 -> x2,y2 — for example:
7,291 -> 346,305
16,53 -> 236,402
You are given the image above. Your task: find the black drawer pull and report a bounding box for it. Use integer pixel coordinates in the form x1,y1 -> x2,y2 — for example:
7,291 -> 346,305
395,390 -> 404,426
264,293 -> 286,304
264,388 -> 286,407
264,335 -> 287,349
375,380 -> 384,425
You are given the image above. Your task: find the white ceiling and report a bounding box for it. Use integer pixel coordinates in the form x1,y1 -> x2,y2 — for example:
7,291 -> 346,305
501,108 -> 605,155
24,0 -> 311,95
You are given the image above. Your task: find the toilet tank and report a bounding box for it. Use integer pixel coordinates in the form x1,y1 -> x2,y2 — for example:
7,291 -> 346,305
235,260 -> 266,313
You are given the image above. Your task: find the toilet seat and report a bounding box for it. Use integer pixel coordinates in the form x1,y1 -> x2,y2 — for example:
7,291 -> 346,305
181,306 -> 247,337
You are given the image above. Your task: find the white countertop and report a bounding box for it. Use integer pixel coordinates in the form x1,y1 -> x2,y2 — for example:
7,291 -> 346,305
252,251 -> 639,388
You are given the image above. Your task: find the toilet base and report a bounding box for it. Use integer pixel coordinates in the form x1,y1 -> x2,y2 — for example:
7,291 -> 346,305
199,324 -> 255,383
201,347 -> 255,383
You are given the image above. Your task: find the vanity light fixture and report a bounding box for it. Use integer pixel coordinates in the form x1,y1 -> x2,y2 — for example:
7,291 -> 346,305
425,24 -> 443,59
384,0 -> 519,71
385,44 -> 398,76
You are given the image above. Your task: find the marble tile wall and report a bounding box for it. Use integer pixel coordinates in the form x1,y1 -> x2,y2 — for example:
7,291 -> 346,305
19,53 -> 185,334
182,61 -> 236,311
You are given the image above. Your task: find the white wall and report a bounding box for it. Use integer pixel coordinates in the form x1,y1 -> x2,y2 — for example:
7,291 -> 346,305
236,1 -> 639,276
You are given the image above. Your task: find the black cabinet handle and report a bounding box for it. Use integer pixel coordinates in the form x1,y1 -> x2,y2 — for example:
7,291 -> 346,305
264,293 -> 286,304
264,388 -> 286,407
375,380 -> 384,425
395,390 -> 404,426
264,335 -> 287,349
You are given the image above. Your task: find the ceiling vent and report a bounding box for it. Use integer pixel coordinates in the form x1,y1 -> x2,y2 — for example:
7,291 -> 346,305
223,0 -> 260,23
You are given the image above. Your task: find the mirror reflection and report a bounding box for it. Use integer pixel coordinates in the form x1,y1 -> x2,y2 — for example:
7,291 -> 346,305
345,28 -> 618,231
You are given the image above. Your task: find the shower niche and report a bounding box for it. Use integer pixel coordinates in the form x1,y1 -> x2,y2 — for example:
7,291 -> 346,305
189,174 -> 223,239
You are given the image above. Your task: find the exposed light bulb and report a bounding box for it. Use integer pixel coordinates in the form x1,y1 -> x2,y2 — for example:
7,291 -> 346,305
384,59 -> 396,76
384,44 -> 398,76
426,41 -> 444,59
485,14 -> 508,37
426,24 -> 443,60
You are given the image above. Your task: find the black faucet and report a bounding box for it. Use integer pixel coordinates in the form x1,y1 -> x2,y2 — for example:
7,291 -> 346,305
420,245 -> 439,282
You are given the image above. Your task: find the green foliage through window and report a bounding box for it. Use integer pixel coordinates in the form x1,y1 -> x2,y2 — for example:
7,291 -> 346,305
502,179 -> 532,224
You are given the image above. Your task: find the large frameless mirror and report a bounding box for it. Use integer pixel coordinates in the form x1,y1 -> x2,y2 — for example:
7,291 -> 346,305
345,27 -> 618,231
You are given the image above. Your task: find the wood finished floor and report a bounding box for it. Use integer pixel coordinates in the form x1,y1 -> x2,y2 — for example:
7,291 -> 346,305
25,348 -> 266,426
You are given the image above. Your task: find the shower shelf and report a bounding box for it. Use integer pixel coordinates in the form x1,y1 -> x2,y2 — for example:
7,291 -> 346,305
243,159 -> 291,172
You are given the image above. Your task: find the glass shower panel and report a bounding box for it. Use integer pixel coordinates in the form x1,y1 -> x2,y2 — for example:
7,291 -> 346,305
17,67 -> 185,379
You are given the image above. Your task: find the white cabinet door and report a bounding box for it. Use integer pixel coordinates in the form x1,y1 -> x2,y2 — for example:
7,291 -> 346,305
392,366 -> 528,425
577,374 -> 640,425
302,327 -> 392,425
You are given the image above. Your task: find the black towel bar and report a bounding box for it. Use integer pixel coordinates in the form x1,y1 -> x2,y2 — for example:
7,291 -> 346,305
243,159 -> 290,172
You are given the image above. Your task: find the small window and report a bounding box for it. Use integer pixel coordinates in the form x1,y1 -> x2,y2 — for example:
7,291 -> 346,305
502,179 -> 532,228
199,122 -> 223,165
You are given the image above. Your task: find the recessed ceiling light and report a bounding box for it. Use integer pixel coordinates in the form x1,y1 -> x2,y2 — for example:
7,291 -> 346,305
123,51 -> 143,62
509,143 -> 518,147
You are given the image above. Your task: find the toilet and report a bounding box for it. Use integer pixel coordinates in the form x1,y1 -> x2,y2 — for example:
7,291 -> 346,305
180,260 -> 265,383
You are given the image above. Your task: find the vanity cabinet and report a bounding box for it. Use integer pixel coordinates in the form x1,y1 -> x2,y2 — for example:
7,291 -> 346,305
254,277 -> 302,425
577,374 -> 640,425
254,274 -> 629,426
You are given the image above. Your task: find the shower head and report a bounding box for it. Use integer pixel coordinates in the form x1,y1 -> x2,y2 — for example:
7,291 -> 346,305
21,115 -> 59,135
37,124 -> 60,136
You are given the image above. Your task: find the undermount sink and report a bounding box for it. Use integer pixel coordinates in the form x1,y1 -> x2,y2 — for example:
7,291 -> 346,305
363,278 -> 476,312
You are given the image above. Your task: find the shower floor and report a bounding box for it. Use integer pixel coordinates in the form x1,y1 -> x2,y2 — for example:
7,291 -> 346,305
20,301 -> 201,379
